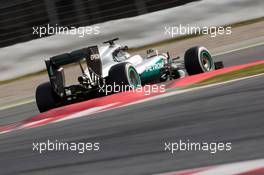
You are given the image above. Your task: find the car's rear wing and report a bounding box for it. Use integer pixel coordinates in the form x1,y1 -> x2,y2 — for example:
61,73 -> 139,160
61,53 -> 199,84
45,46 -> 102,97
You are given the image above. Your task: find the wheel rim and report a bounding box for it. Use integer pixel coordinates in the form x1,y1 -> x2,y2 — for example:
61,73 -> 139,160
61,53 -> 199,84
200,51 -> 214,71
128,67 -> 141,88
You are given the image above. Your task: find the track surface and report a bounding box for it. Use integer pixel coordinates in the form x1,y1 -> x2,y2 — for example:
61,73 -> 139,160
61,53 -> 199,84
1,44 -> 263,125
0,45 -> 264,174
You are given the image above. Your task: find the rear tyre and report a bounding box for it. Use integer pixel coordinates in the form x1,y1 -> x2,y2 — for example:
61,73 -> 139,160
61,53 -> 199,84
184,46 -> 215,75
108,62 -> 141,93
35,82 -> 60,112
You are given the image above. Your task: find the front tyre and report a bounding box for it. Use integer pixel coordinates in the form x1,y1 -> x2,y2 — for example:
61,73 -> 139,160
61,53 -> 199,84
35,82 -> 60,113
184,46 -> 215,75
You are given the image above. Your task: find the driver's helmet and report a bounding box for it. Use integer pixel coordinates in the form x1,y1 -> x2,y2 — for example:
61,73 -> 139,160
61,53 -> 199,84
146,48 -> 158,58
113,49 -> 130,62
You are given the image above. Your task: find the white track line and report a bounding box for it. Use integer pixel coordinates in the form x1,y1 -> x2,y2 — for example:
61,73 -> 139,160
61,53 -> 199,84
213,42 -> 264,56
52,103 -> 118,123
0,99 -> 35,111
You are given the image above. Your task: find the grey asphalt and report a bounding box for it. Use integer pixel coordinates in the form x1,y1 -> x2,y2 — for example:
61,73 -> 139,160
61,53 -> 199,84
0,102 -> 38,125
214,44 -> 264,67
0,45 -> 264,175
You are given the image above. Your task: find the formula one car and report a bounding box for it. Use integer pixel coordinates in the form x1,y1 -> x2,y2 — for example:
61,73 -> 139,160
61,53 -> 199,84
36,38 -> 223,112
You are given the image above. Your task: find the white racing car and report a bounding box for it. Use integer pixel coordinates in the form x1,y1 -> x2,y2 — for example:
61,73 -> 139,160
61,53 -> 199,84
36,38 -> 223,112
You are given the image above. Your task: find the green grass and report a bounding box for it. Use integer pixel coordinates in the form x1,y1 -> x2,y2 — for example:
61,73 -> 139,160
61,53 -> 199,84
195,63 -> 264,86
